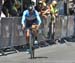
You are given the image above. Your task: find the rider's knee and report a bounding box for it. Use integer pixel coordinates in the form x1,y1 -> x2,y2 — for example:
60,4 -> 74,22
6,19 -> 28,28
26,29 -> 30,37
32,24 -> 36,29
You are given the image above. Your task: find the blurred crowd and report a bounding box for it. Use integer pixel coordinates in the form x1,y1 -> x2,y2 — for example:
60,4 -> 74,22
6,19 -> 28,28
0,0 -> 75,17
1,0 -> 22,17
0,0 -> 60,17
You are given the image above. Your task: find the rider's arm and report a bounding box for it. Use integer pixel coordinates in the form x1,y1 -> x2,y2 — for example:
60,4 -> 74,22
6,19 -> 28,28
35,10 -> 42,25
21,10 -> 28,27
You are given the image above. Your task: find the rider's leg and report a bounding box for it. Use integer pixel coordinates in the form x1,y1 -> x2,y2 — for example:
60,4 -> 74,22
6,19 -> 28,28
31,24 -> 39,48
25,29 -> 30,49
32,24 -> 38,40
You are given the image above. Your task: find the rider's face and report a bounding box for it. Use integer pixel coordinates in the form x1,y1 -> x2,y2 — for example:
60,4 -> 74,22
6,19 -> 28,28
29,10 -> 34,14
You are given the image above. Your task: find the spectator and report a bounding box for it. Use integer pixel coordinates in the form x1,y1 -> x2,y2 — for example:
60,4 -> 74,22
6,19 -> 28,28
35,0 -> 48,19
48,0 -> 58,40
41,0 -> 47,6
23,0 -> 31,11
35,1 -> 43,14
2,0 -> 20,17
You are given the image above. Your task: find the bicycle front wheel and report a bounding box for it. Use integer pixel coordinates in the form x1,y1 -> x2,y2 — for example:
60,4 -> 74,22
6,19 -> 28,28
29,34 -> 35,59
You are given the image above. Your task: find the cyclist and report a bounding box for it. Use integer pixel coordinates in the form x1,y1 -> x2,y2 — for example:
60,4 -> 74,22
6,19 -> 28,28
21,5 -> 42,53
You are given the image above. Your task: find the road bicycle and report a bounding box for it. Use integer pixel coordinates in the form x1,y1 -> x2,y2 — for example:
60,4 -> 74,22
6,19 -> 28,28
29,27 -> 37,59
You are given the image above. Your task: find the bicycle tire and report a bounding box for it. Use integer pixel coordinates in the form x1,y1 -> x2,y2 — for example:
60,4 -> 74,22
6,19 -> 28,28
29,33 -> 35,59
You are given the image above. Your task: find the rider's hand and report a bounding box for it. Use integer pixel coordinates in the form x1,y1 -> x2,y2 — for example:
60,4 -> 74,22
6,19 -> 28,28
22,25 -> 25,30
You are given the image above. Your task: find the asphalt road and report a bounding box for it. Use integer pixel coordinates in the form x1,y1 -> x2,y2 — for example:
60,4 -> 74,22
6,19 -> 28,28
0,42 -> 75,63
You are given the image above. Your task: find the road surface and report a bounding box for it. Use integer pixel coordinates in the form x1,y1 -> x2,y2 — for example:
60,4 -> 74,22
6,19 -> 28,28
0,42 -> 75,63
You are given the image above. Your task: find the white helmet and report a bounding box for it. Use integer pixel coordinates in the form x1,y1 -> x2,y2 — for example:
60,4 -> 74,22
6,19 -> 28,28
52,0 -> 57,5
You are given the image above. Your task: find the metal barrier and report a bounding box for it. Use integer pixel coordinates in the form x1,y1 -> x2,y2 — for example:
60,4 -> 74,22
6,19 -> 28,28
53,16 -> 74,40
0,17 -> 25,49
0,16 -> 75,49
39,15 -> 75,41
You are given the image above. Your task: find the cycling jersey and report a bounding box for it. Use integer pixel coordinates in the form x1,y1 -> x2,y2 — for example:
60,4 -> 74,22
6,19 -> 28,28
21,10 -> 42,27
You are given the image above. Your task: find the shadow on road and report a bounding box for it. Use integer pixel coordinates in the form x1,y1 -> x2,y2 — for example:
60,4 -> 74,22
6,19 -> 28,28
29,56 -> 48,59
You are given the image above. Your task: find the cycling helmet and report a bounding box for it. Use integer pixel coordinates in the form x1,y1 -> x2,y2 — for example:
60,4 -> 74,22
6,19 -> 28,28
28,5 -> 34,11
